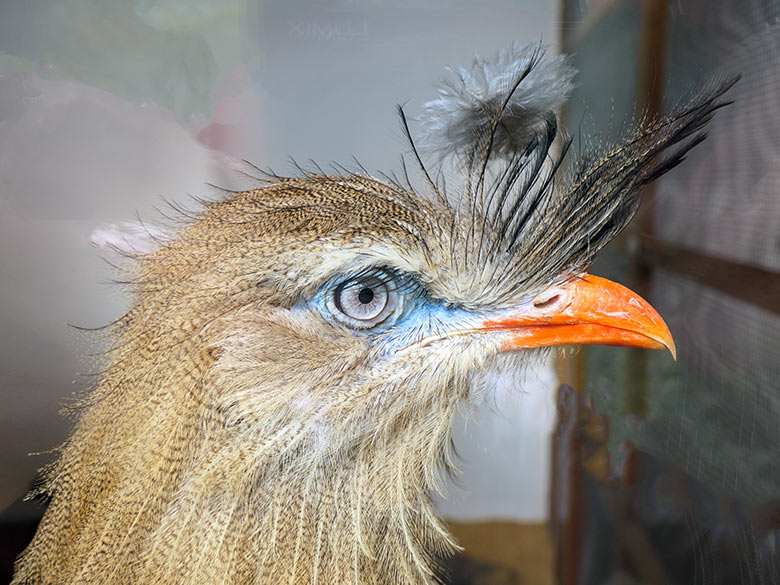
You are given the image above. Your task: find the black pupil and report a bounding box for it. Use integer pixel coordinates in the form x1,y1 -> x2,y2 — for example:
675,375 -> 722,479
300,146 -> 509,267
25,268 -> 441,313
358,287 -> 374,304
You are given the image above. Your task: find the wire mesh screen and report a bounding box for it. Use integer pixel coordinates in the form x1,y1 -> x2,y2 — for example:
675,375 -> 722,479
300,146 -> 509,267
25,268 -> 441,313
653,0 -> 780,507
561,0 -> 780,583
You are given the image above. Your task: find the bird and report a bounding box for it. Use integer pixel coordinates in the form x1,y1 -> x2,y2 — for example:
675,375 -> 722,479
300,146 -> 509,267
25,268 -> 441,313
12,44 -> 734,585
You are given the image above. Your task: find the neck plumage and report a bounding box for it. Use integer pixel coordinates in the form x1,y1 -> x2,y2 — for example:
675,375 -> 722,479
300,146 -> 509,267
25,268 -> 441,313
13,323 -> 461,585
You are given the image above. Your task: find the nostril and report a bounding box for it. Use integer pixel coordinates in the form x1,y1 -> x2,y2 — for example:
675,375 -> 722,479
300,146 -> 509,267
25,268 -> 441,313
533,294 -> 561,309
532,288 -> 567,311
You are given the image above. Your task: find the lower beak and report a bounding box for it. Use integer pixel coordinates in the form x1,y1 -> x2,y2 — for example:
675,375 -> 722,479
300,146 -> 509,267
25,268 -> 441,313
482,274 -> 676,359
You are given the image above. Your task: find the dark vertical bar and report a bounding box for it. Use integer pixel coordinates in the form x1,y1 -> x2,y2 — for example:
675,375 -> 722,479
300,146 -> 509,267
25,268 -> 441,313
554,3 -> 585,584
555,0 -> 587,396
625,0 -> 667,418
550,384 -> 583,585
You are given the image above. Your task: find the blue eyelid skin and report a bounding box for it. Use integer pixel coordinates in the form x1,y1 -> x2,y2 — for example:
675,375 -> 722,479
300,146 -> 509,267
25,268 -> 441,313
379,301 -> 475,352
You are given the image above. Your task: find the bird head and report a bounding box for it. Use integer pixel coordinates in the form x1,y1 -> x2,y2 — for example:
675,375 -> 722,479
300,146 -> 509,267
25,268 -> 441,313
14,45 -> 734,585
183,171 -> 675,460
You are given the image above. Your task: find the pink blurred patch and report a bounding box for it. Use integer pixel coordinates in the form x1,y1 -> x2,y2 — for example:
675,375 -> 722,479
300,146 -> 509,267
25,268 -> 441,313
195,65 -> 264,161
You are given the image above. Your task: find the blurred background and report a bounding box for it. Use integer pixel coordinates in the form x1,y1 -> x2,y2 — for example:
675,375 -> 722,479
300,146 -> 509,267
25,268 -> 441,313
0,1 -> 778,584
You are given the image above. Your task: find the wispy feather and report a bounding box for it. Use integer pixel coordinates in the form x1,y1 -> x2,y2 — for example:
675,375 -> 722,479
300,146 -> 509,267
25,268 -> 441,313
90,221 -> 171,257
415,43 -> 576,160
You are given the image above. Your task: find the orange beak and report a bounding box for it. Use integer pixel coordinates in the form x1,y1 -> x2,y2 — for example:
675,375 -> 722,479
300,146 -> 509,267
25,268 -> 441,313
482,274 -> 676,359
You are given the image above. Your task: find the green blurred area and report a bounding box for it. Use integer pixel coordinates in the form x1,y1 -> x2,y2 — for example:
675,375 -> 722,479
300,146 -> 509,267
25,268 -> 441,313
0,0 -> 253,121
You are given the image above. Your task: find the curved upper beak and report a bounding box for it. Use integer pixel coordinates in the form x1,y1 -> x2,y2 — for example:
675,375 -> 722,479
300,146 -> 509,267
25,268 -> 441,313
482,274 -> 676,359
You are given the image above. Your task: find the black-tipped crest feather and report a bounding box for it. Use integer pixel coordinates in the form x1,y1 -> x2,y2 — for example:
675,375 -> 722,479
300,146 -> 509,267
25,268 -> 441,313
406,48 -> 737,300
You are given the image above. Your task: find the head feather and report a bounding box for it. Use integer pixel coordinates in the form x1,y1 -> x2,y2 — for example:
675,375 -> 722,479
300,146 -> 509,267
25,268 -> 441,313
405,49 -> 738,303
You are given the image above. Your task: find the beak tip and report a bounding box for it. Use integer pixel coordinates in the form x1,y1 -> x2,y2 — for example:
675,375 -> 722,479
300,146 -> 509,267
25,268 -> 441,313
658,325 -> 677,361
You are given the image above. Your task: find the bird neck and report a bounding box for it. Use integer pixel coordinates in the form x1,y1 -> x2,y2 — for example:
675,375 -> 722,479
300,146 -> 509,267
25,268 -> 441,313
15,345 -> 461,585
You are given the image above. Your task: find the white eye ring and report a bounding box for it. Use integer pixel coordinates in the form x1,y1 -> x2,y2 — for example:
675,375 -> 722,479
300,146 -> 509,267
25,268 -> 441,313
329,274 -> 399,329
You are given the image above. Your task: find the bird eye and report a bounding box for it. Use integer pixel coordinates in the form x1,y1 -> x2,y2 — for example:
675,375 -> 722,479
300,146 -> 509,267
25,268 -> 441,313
329,273 -> 400,329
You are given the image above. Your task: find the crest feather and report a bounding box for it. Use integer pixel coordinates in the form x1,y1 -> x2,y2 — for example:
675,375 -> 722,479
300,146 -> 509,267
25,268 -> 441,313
416,43 -> 576,159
